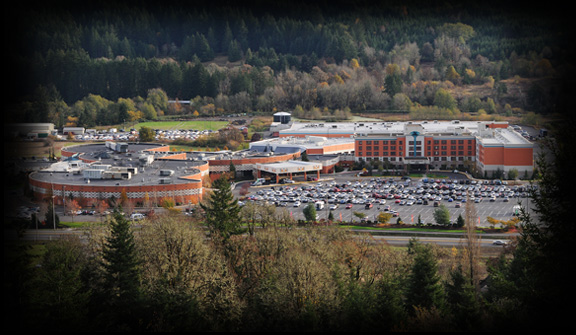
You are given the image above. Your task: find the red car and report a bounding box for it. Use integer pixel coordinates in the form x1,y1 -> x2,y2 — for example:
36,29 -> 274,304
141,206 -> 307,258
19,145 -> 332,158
345,203 -> 353,209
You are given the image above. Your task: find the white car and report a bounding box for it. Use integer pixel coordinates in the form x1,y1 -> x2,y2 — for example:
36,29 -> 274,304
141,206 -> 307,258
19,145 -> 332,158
329,204 -> 339,210
293,201 -> 301,207
130,213 -> 145,221
492,240 -> 507,246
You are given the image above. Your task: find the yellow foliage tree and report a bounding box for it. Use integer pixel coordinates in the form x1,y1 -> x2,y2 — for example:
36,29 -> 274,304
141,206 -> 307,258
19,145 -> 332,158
65,116 -> 79,127
377,212 -> 393,224
445,65 -> 460,82
127,110 -> 144,122
350,58 -> 360,69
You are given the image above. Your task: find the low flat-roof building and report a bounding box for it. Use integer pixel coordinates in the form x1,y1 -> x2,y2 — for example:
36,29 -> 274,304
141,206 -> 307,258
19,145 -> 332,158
249,136 -> 354,155
255,160 -> 322,183
29,142 -> 208,208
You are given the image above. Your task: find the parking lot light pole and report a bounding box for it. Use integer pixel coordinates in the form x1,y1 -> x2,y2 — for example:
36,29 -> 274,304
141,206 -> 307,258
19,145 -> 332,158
51,183 -> 56,230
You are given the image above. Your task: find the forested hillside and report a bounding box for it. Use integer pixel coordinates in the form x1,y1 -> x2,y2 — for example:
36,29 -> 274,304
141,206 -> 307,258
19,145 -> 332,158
8,1 -> 568,127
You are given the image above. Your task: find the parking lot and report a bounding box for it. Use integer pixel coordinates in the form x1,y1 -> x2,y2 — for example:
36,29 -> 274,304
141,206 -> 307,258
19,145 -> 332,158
238,173 -> 535,227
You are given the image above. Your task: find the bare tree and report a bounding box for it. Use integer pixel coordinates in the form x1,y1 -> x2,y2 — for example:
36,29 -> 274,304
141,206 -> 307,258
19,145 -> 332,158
461,191 -> 481,292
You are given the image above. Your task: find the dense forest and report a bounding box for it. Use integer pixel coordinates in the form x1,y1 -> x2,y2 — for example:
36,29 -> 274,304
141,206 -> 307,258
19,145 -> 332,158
7,0 -> 569,128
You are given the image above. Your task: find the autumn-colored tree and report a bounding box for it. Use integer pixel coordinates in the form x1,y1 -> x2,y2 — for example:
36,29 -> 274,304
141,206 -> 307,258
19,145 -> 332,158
378,212 -> 393,224
120,189 -> 129,207
127,110 -> 143,123
137,215 -> 242,330
66,199 -> 81,221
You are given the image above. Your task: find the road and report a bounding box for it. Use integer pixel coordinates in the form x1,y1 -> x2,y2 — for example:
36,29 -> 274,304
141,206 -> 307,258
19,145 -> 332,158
7,226 -> 514,252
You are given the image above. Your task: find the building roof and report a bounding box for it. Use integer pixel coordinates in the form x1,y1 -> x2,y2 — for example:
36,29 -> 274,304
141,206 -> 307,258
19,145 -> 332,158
250,136 -> 354,153
30,142 -> 206,187
255,160 -> 322,174
279,120 -> 531,146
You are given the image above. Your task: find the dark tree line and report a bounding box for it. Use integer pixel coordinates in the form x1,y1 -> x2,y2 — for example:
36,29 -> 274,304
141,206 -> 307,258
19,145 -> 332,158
9,1 -> 566,112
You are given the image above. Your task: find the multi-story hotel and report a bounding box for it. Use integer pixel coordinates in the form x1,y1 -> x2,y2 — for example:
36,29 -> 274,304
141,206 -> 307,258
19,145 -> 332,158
276,119 -> 534,178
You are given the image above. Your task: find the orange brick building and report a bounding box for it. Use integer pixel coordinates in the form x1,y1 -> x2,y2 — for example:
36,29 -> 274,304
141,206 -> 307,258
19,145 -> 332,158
277,120 -> 533,176
28,142 -> 303,208
29,143 -> 208,208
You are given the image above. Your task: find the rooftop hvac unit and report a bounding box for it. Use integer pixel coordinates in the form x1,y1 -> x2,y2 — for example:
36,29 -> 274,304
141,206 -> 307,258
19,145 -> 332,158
160,169 -> 174,176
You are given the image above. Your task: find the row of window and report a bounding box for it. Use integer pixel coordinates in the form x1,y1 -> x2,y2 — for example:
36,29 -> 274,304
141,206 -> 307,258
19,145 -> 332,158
360,145 -> 473,151
359,156 -> 474,162
357,139 -> 474,145
361,152 -> 474,157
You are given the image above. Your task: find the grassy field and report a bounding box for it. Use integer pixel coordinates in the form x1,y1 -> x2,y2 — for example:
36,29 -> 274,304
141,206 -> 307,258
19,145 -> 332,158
135,120 -> 230,131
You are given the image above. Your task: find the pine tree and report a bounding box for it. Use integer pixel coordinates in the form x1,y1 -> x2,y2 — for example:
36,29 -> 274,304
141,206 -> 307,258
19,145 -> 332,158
445,265 -> 482,331
200,175 -> 242,241
405,239 -> 445,314
99,210 -> 142,329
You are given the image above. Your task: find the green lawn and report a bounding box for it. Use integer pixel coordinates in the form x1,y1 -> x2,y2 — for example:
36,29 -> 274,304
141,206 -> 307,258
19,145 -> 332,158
135,120 -> 229,131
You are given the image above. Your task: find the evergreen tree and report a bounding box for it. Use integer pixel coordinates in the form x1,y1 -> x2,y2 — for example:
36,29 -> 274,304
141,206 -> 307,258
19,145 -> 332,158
98,210 -> 142,330
384,72 -> 403,98
444,265 -> 483,331
405,239 -> 445,314
33,238 -> 91,331
200,175 -> 242,241
485,82 -> 576,331
455,214 -> 465,228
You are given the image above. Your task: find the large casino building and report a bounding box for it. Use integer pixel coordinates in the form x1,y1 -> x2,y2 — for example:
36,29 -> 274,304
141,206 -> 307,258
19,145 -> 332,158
274,119 -> 534,178
25,116 -> 534,210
